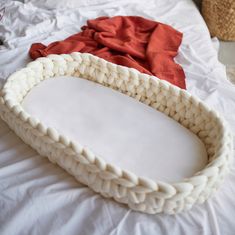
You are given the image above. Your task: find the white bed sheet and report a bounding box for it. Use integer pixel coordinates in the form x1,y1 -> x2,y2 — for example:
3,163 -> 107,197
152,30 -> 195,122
0,0 -> 235,235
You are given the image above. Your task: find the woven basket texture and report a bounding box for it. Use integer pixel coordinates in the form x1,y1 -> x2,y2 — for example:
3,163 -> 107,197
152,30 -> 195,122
202,0 -> 235,41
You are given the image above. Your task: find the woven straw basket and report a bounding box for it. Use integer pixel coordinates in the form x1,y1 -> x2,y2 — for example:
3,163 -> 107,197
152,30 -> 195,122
202,0 -> 235,41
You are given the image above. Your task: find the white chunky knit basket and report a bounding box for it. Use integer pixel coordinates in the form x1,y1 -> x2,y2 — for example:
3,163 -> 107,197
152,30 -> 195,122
0,52 -> 233,214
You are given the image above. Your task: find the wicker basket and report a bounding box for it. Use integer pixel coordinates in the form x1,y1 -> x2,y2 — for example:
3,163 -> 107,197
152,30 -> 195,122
202,0 -> 235,41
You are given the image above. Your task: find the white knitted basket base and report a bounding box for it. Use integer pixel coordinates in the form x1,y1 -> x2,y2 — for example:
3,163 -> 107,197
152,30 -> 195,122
21,76 -> 208,182
0,52 -> 233,214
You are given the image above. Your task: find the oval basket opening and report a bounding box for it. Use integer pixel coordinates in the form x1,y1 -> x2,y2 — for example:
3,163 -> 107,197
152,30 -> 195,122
22,76 -> 208,182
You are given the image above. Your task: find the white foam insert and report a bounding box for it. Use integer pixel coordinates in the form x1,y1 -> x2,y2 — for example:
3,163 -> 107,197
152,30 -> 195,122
22,76 -> 208,182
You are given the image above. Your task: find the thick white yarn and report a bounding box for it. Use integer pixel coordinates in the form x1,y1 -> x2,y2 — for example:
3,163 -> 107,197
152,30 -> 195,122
0,52 -> 233,214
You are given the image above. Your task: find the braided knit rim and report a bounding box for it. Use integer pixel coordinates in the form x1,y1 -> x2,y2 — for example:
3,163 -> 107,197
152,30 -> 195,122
0,52 -> 233,214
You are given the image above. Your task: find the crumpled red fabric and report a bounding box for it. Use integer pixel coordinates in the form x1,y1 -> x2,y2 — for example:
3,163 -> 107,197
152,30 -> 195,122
29,16 -> 186,89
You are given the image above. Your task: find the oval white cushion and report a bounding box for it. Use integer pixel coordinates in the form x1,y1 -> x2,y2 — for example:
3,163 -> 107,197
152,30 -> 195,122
22,76 -> 207,182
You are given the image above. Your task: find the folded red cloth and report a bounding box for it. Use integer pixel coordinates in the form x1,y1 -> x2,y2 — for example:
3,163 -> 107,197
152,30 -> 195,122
29,16 -> 186,89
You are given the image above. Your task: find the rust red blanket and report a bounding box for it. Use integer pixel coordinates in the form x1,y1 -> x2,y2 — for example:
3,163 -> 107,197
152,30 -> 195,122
29,16 -> 186,89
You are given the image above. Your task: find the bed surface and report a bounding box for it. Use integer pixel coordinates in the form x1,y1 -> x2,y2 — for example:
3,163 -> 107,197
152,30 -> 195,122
0,0 -> 235,234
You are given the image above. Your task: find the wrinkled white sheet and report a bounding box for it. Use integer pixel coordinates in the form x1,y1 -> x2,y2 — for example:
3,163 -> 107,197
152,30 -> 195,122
0,0 -> 235,235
